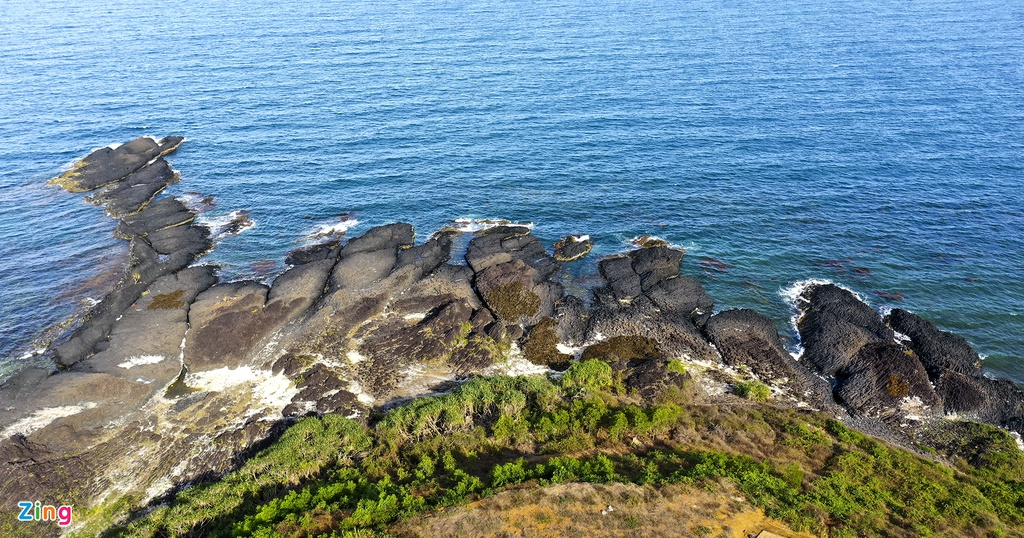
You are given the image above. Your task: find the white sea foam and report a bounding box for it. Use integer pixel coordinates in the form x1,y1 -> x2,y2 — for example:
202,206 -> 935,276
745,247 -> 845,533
198,210 -> 255,238
483,344 -> 551,377
346,349 -> 368,364
347,380 -> 376,405
778,279 -> 853,359
308,219 -> 360,239
1,403 -> 98,438
451,218 -> 534,233
118,355 -> 166,369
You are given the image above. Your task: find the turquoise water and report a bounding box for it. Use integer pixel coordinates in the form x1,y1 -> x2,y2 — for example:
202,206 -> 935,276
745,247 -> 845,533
1,0 -> 1022,382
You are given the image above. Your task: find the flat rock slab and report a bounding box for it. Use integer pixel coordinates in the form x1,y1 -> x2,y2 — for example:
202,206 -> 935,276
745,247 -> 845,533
116,196 -> 196,239
90,158 -> 178,218
51,136 -> 183,192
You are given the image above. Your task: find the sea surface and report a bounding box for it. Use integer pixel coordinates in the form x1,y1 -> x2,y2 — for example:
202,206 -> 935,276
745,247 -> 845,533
1,0 -> 1022,383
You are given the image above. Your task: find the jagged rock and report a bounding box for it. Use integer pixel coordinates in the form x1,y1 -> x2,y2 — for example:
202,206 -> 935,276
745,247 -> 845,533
629,246 -> 683,290
268,258 -> 335,313
185,282 -> 291,370
330,223 -> 414,291
465,226 -> 543,273
475,259 -> 542,324
704,309 -> 805,388
599,256 -> 641,303
833,343 -> 941,419
645,276 -> 713,319
886,309 -> 980,379
553,295 -> 589,346
72,266 -> 217,387
553,235 -> 593,262
285,239 -> 343,266
115,197 -> 196,239
797,284 -> 893,376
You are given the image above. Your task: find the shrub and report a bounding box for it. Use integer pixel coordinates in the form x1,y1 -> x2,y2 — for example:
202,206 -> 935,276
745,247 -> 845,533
560,359 -> 613,393
735,380 -> 771,402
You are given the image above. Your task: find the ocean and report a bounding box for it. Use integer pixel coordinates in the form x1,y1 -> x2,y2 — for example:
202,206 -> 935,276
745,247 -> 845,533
1,0 -> 1022,383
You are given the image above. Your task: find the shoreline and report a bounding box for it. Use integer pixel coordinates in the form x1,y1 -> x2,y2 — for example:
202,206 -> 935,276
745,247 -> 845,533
1,137 -> 1022,535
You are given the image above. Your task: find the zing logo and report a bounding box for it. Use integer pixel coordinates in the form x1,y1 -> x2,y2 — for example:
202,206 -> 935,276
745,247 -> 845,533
17,501 -> 73,527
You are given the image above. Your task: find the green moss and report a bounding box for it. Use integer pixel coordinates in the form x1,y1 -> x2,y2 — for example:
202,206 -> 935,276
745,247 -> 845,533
885,374 -> 911,399
105,372 -> 1024,538
484,280 -> 541,321
581,335 -> 663,363
47,160 -> 88,192
164,367 -> 200,399
148,289 -> 186,310
523,317 -> 569,368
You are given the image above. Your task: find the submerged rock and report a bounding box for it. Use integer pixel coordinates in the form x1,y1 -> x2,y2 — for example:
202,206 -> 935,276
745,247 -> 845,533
553,235 -> 593,262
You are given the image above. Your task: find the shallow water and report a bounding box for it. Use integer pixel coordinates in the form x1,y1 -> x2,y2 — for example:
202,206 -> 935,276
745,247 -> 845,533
1,0 -> 1022,382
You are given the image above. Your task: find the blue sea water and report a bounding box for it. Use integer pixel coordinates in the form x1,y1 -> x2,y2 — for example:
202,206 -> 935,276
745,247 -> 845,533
1,0 -> 1022,383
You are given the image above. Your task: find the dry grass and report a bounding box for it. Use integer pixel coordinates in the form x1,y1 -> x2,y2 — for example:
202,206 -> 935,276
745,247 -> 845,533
388,482 -> 814,538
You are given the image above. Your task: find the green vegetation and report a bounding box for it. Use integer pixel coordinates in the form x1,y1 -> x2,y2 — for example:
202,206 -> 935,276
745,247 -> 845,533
104,360 -> 1024,538
734,380 -> 771,402
666,359 -> 687,375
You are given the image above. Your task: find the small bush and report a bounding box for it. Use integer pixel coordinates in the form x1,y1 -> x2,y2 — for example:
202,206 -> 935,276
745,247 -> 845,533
734,380 -> 771,402
560,360 -> 613,393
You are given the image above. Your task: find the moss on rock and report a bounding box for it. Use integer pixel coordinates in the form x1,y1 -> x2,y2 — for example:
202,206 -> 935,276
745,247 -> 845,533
148,289 -> 186,310
484,280 -> 541,321
523,317 -> 570,369
581,335 -> 663,364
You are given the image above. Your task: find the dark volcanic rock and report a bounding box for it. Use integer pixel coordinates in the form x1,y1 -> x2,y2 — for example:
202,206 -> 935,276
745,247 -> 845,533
704,309 -> 806,389
115,197 -> 196,239
629,246 -> 683,291
797,284 -> 893,376
599,256 -> 641,304
886,308 -> 980,379
330,223 -> 414,291
833,342 -> 941,419
89,157 -> 178,218
50,136 -> 183,193
285,239 -> 343,266
645,276 -> 713,320
553,235 -> 593,262
465,226 -> 546,274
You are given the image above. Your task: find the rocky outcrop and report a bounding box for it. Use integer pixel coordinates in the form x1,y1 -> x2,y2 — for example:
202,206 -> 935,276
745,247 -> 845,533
2,139 -> 1022,536
886,309 -> 1024,431
50,138 -> 211,368
553,235 -> 593,262
794,284 -> 1022,429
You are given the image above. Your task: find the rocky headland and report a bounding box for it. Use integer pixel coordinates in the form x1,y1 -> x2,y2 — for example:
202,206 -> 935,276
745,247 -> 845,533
1,138 -> 1022,536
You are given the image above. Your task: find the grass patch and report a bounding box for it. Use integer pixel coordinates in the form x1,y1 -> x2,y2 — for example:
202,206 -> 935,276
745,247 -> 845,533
105,370 -> 1024,538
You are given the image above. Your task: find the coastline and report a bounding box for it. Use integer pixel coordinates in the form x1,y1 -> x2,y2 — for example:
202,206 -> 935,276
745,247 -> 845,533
1,138 -> 1022,536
